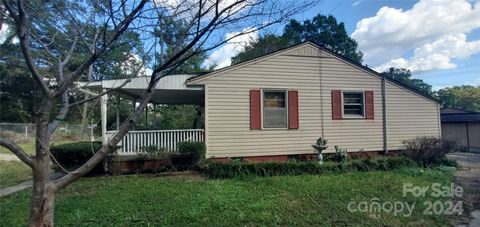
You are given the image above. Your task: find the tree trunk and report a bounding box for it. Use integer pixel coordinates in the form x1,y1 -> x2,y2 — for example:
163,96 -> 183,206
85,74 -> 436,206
29,98 -> 56,227
28,171 -> 56,227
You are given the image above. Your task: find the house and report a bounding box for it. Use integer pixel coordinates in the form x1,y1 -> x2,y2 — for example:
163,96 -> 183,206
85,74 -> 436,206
441,108 -> 480,152
187,41 -> 442,161
83,41 -> 442,162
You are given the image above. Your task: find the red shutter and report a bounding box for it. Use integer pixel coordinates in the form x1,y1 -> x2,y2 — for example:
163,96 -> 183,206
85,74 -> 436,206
288,90 -> 299,129
332,90 -> 342,120
250,90 -> 261,130
365,91 -> 374,119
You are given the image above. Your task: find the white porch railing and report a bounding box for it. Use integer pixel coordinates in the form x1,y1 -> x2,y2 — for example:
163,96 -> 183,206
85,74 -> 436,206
106,129 -> 204,155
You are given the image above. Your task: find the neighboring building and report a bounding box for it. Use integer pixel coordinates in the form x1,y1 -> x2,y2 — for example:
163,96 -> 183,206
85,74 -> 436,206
441,108 -> 480,151
188,41 -> 442,160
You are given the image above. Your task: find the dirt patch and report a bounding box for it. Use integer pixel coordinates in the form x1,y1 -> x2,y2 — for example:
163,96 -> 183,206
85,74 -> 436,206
447,152 -> 480,226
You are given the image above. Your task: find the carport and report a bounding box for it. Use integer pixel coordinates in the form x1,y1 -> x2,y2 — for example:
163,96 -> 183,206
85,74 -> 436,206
78,74 -> 205,154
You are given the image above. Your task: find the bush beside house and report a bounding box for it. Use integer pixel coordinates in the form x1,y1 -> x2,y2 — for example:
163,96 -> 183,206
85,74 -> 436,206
51,138 -> 458,177
50,141 -> 107,174
401,137 -> 457,167
204,157 -> 417,179
108,141 -> 206,174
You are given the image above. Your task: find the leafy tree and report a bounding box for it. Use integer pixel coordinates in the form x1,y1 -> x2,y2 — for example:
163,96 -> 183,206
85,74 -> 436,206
436,85 -> 480,112
0,0 -> 309,225
232,14 -> 363,64
381,67 -> 433,96
152,105 -> 203,129
0,17 -> 143,124
231,34 -> 290,64
0,64 -> 37,122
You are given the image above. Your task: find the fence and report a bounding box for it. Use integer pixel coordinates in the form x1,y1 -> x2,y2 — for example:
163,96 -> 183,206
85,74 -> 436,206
0,123 -> 99,143
106,129 -> 205,155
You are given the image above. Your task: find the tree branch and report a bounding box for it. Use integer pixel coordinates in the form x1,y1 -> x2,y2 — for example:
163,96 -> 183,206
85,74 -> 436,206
51,0 -> 315,192
54,0 -> 148,98
0,139 -> 34,167
10,0 -> 53,97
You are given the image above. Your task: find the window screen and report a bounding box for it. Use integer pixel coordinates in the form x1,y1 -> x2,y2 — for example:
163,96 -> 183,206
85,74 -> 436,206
343,92 -> 364,117
263,91 -> 287,128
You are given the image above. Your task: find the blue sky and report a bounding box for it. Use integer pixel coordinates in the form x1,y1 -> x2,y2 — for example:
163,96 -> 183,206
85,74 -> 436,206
1,0 -> 477,90
208,0 -> 480,90
299,0 -> 480,90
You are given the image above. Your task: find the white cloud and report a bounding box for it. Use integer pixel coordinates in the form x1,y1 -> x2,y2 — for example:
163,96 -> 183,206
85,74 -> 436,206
352,0 -> 361,7
203,28 -> 259,69
120,54 -> 153,76
352,0 -> 480,67
0,23 -> 9,44
374,33 -> 480,72
0,23 -> 19,45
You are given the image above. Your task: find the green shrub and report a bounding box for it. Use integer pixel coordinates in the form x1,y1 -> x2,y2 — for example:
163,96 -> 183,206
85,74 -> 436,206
334,146 -> 348,162
138,145 -> 168,160
178,141 -> 205,154
50,141 -> 112,173
176,141 -> 205,164
205,157 -> 416,179
436,158 -> 459,168
401,137 -> 456,167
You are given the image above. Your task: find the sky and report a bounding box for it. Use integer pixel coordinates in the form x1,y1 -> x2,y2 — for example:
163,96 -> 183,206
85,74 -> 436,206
1,0 -> 478,90
205,0 -> 480,90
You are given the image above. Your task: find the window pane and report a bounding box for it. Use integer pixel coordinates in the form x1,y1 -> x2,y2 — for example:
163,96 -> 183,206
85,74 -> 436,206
263,108 -> 287,128
344,105 -> 363,115
263,91 -> 287,128
343,93 -> 362,104
264,91 -> 285,108
343,92 -> 364,117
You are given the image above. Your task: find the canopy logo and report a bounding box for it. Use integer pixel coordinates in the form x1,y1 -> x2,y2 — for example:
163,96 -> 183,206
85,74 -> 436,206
347,183 -> 464,219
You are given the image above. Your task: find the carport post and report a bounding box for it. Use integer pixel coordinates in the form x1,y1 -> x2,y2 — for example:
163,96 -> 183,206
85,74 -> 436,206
116,95 -> 120,130
101,89 -> 108,145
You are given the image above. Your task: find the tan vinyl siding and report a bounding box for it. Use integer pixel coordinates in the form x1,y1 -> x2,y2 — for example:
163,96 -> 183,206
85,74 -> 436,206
385,81 -> 441,149
194,43 -> 440,158
319,56 -> 384,153
201,44 -> 384,158
204,53 -> 322,158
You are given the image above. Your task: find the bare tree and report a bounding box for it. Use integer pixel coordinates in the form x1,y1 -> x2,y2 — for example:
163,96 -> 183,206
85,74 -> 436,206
0,0 -> 314,226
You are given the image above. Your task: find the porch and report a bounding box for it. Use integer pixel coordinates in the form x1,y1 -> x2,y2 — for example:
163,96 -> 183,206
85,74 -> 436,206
105,129 -> 204,155
79,74 -> 205,155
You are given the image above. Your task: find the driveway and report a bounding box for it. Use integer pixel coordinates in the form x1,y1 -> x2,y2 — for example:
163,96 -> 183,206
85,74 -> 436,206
447,152 -> 480,226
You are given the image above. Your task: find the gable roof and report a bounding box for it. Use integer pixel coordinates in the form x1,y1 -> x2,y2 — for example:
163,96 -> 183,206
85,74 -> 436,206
440,108 -> 480,122
188,41 -> 441,104
441,107 -> 476,114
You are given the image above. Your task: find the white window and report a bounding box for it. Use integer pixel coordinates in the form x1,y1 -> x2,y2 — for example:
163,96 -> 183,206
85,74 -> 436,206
263,90 -> 288,128
343,92 -> 364,117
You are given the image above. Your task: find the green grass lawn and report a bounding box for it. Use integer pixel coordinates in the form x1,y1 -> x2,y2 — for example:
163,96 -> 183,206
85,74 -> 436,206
0,140 -> 83,155
0,168 -> 455,226
0,161 -> 32,188
0,141 -> 36,155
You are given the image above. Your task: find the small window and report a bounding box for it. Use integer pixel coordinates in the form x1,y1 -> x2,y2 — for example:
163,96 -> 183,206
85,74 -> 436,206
343,92 -> 364,117
263,90 -> 287,128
